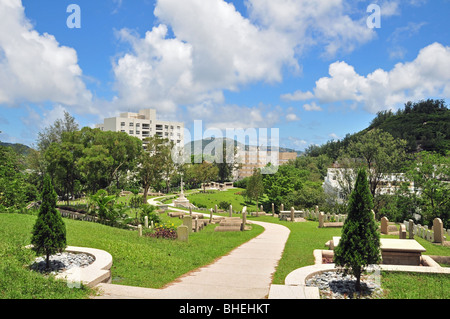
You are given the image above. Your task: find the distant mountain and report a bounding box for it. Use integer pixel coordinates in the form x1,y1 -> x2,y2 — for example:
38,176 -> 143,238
184,137 -> 300,158
0,142 -> 34,156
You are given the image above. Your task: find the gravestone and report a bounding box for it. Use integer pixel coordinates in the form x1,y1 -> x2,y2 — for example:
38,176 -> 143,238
229,205 -> 233,217
399,224 -> 407,239
433,218 -> 444,243
241,207 -> 247,231
318,212 -> 324,228
177,225 -> 189,242
144,216 -> 148,229
215,205 -> 218,215
209,208 -> 213,224
194,216 -> 199,232
290,207 -> 295,222
280,204 -> 284,212
138,224 -> 142,237
381,217 -> 389,234
409,219 -> 414,239
183,215 -> 193,233
272,203 -> 275,216
189,207 -> 192,216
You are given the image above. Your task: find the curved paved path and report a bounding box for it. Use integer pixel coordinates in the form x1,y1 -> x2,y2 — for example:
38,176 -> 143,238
94,220 -> 290,299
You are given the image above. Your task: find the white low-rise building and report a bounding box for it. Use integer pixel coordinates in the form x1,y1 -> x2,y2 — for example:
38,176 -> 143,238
323,167 -> 415,203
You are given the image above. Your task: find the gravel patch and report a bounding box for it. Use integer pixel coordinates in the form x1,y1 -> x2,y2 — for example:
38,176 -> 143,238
306,271 -> 384,299
30,252 -> 95,275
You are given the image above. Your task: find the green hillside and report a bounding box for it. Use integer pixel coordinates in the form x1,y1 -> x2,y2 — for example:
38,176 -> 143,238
0,142 -> 34,156
305,99 -> 450,158
366,99 -> 450,154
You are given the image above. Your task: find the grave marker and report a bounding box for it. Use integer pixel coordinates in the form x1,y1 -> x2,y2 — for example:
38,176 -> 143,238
183,215 -> 193,233
433,218 -> 444,243
399,224 -> 407,239
177,225 -> 189,242
381,217 -> 389,234
409,219 -> 414,239
319,212 -> 324,228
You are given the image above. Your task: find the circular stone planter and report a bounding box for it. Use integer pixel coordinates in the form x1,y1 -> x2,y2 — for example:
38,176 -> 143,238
25,245 -> 113,288
55,246 -> 113,288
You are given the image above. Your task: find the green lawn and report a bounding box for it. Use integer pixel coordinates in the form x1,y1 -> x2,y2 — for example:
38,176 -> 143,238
0,212 -> 263,299
2,207 -> 449,299
186,188 -> 264,212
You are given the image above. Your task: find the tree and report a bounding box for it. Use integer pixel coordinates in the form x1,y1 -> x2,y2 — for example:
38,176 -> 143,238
89,189 -> 116,224
215,141 -> 238,183
334,168 -> 380,292
139,136 -> 167,202
31,174 -> 67,269
196,161 -> 219,192
45,135 -> 83,204
37,111 -> 79,151
406,151 -> 450,228
0,145 -> 29,209
246,168 -> 264,208
338,129 -> 408,212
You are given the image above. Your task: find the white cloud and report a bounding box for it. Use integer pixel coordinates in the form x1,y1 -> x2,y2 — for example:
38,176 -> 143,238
111,0 -> 380,117
286,113 -> 300,122
303,102 -> 323,112
281,90 -> 314,102
246,0 -> 375,58
112,0 -> 301,115
0,0 -> 92,110
186,102 -> 282,130
329,133 -> 340,140
286,136 -> 308,149
306,42 -> 450,113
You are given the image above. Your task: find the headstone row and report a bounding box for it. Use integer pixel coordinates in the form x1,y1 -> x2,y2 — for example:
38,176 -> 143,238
402,218 -> 447,243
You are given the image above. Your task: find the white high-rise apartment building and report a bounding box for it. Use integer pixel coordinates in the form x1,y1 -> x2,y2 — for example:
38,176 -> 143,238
96,109 -> 184,147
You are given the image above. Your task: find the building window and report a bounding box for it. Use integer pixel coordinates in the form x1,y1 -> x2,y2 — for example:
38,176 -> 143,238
136,131 -> 140,135
136,123 -> 140,128
129,123 -> 134,127
129,130 -> 134,135
121,122 -> 125,126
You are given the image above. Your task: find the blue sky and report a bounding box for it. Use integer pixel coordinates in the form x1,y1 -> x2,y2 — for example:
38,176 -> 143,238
0,0 -> 449,151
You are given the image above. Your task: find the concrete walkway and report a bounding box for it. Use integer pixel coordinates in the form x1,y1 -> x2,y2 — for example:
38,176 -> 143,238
94,220 -> 290,299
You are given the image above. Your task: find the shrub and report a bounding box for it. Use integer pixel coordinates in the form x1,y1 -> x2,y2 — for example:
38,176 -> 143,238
146,223 -> 177,240
218,201 -> 231,210
334,168 -> 380,291
31,174 -> 67,269
139,204 -> 161,225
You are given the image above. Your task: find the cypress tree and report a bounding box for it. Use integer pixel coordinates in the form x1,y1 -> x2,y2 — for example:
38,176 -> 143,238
31,174 -> 67,269
334,168 -> 380,292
